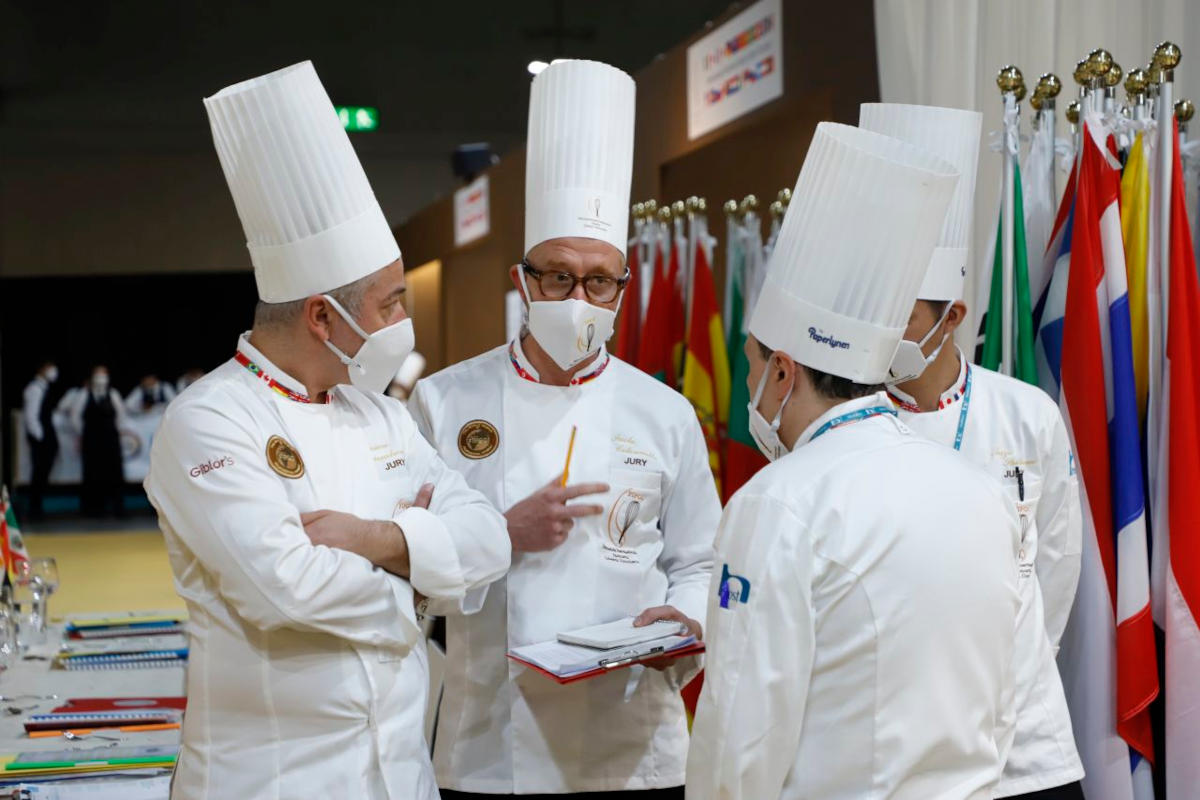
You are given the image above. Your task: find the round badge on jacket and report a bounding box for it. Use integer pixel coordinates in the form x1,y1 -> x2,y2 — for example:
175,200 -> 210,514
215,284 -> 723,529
457,419 -> 499,460
266,435 -> 305,479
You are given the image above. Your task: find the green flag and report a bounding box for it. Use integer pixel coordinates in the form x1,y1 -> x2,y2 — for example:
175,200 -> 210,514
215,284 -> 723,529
722,227 -> 767,501
981,162 -> 1038,385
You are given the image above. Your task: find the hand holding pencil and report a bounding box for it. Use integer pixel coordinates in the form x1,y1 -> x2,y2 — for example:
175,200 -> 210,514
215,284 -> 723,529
503,426 -> 609,553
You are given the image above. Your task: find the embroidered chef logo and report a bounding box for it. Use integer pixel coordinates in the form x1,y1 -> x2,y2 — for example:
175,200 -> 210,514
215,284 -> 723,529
457,419 -> 499,460
266,435 -> 305,479
588,197 -> 602,218
718,563 -> 751,609
607,489 -> 645,546
190,455 -> 235,479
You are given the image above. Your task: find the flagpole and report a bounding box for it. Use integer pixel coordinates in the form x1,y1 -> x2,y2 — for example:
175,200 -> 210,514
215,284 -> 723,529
1033,74 -> 1062,206
1178,99 -> 1197,272
1126,69 -> 1150,125
723,199 -> 739,341
997,65 -> 1025,377
1154,43 -> 1181,320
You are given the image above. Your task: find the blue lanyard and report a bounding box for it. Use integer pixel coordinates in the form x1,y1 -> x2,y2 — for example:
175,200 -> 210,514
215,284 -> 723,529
952,365 -> 974,452
810,405 -> 897,442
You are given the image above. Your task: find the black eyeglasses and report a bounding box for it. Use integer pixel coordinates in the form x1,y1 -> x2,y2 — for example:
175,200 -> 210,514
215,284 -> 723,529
521,259 -> 630,303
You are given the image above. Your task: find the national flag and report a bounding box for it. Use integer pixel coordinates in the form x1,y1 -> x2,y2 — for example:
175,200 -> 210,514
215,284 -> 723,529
615,237 -> 642,363
681,231 -> 730,496
1034,161 -> 1078,399
1121,131 -> 1152,421
636,236 -> 674,383
1056,117 -> 1158,800
1155,117 -> 1200,799
668,230 -> 688,387
0,486 -> 30,584
723,222 -> 768,501
1023,115 -> 1058,282
981,162 -> 1038,385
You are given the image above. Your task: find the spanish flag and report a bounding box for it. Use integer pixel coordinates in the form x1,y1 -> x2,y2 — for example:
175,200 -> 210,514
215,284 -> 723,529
681,235 -> 730,495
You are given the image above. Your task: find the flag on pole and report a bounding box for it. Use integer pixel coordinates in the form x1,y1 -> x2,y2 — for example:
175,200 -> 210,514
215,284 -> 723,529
1121,131 -> 1153,421
981,162 -> 1038,384
681,228 -> 730,496
1157,116 -> 1200,800
1024,113 -> 1058,282
1056,118 -> 1158,800
615,236 -> 642,363
669,225 -> 688,387
1034,162 -> 1078,399
0,486 -> 30,584
722,221 -> 768,501
637,233 -> 674,383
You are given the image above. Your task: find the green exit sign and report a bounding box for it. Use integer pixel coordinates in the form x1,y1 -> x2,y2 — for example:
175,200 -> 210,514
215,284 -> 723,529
336,106 -> 379,132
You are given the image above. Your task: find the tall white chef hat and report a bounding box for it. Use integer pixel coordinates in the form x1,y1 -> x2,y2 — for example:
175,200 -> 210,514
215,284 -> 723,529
749,122 -> 960,384
205,61 -> 401,303
859,103 -> 982,302
525,59 -> 636,259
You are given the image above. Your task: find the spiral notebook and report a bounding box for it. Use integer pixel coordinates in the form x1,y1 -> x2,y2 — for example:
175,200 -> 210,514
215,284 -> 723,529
56,651 -> 187,671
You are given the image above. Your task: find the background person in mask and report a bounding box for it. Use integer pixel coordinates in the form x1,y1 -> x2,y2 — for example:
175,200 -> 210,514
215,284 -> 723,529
70,365 -> 128,518
687,122 -> 1022,800
125,373 -> 176,414
402,60 -> 719,798
144,62 -> 509,800
22,360 -> 60,520
865,103 -> 1084,800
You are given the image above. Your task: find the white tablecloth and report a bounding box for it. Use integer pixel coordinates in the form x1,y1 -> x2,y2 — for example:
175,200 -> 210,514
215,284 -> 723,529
0,625 -> 183,797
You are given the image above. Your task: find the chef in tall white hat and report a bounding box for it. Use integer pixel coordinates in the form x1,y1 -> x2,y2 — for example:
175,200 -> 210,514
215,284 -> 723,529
144,61 -> 510,800
686,122 -> 1023,799
407,59 -> 719,798
865,102 -> 1084,800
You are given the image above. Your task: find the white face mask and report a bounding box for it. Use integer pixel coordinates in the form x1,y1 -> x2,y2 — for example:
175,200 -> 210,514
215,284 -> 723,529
44,367 -> 59,383
92,375 -> 109,393
886,301 -> 953,385
322,295 -> 416,395
747,358 -> 795,462
521,270 -> 617,371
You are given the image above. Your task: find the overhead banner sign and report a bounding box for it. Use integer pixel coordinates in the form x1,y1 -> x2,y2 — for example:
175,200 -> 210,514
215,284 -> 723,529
686,0 -> 783,141
454,175 -> 490,247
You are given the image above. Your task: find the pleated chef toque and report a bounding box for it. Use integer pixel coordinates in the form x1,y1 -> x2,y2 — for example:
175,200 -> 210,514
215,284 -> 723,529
749,122 -> 960,383
205,61 -> 401,303
525,60 -> 636,258
859,103 -> 982,302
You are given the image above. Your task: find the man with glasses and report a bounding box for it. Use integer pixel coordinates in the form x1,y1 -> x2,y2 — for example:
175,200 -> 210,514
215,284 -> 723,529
408,60 -> 719,798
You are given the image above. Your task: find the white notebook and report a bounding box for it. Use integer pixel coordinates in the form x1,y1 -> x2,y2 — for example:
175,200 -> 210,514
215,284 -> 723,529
557,616 -> 686,649
510,633 -> 696,679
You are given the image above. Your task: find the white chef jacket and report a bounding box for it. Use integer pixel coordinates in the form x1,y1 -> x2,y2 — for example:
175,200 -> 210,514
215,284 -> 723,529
890,350 -> 1084,796
23,376 -> 49,440
144,334 -> 510,800
409,338 -> 720,794
687,393 -> 1022,800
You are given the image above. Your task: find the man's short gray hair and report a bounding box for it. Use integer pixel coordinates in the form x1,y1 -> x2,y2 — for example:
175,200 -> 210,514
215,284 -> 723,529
252,271 -> 377,330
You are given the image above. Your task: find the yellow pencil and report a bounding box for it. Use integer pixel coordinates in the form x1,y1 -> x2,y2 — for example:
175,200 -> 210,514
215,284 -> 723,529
561,426 -> 578,487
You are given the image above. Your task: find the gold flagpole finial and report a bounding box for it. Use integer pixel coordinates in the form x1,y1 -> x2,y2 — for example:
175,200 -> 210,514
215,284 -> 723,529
685,196 -> 699,215
1066,100 -> 1081,125
1038,73 -> 1063,99
1086,48 -> 1114,79
740,194 -> 759,215
769,200 -> 784,218
1125,68 -> 1150,98
778,187 -> 792,206
723,199 -> 739,217
697,197 -> 708,213
1073,60 -> 1090,87
657,206 -> 672,223
1153,41 -> 1182,71
644,199 -> 658,217
1177,99 -> 1196,122
671,200 -> 686,218
632,202 -> 644,220
1104,61 -> 1124,88
997,65 -> 1024,94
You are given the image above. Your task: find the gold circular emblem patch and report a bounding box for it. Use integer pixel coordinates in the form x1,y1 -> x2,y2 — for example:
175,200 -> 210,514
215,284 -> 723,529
457,419 -> 499,460
266,435 -> 305,479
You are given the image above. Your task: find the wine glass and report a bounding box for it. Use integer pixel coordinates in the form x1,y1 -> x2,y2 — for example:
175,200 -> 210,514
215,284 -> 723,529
31,558 -> 60,628
12,561 -> 47,647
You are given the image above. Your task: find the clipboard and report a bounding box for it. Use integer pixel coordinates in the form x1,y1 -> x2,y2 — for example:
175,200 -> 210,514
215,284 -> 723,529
508,640 -> 705,685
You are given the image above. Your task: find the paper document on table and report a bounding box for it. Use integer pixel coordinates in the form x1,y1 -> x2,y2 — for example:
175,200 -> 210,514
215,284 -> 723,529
510,633 -> 697,680
4,775 -> 171,798
557,616 -> 686,649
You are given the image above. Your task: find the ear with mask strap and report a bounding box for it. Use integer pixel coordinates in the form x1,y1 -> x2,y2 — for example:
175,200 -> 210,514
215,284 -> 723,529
886,301 -> 953,385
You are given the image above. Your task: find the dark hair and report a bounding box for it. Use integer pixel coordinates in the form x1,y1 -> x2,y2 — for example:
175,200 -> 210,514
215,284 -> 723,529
756,340 -> 883,401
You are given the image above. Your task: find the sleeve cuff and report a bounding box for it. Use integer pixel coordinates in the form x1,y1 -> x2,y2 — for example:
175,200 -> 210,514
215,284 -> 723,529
667,582 -> 711,635
394,506 -> 465,601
